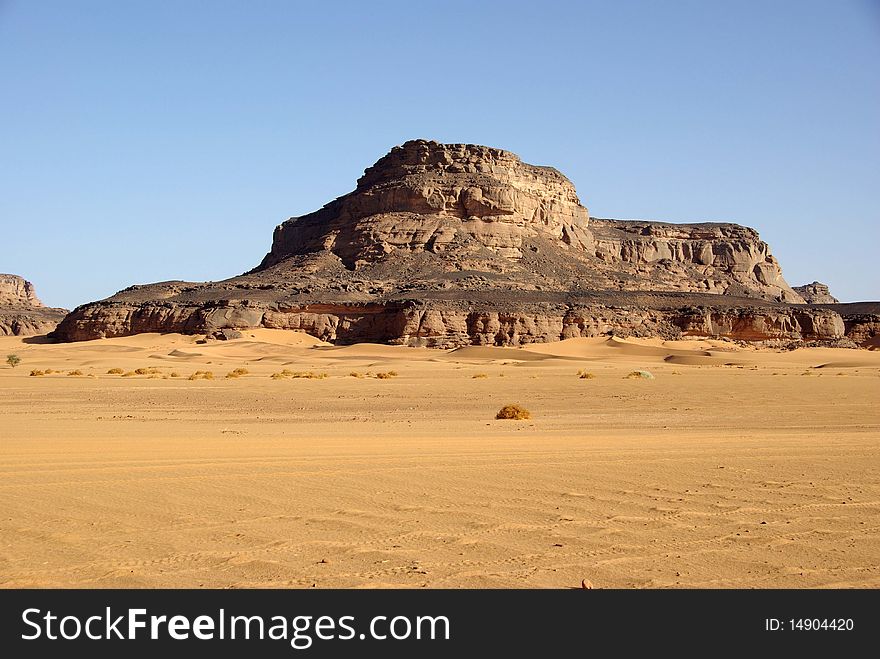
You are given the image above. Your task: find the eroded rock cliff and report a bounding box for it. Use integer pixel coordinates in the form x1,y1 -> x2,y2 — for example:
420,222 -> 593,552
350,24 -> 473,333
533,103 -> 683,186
0,274 -> 67,336
51,139 -> 875,347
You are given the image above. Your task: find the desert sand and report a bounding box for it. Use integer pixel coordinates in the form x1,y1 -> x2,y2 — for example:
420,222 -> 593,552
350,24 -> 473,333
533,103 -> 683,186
1,330 -> 878,588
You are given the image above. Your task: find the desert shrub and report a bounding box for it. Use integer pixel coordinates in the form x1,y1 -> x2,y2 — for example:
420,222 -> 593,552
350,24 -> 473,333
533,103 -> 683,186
375,372 -> 396,379
229,368 -> 249,376
67,370 -> 84,376
188,371 -> 214,380
472,373 -> 488,379
134,367 -> 161,375
577,370 -> 596,379
495,404 -> 531,420
29,369 -> 45,377
625,370 -> 654,380
272,370 -> 326,379
6,354 -> 21,368
170,372 -> 181,378
349,371 -> 365,378
107,368 -> 125,375
43,368 -> 55,374
387,370 -> 398,377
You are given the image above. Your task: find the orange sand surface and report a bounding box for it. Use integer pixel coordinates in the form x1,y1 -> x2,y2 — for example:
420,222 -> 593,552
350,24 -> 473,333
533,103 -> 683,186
1,330 -> 878,588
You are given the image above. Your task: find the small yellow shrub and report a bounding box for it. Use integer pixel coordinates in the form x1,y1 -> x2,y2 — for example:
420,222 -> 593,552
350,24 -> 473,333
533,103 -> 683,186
495,404 -> 531,420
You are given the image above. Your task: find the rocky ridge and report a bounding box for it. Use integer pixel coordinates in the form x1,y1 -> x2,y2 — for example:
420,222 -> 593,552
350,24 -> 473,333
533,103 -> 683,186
51,140 -> 877,347
0,274 -> 68,336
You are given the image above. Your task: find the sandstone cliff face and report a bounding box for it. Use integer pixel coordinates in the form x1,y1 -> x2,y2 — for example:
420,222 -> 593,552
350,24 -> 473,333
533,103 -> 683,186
793,281 -> 839,304
0,274 -> 42,306
53,139 -> 871,347
54,296 -> 872,347
260,140 -> 592,267
257,140 -> 801,303
0,274 -> 67,336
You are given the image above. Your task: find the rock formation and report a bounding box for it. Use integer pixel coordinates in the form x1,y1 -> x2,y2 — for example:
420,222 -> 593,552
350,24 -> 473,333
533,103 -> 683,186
0,274 -> 68,336
51,140 -> 877,347
793,281 -> 839,304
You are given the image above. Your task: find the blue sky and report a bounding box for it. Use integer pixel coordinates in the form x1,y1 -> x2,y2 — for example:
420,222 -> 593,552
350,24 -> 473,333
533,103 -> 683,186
1,0 -> 878,308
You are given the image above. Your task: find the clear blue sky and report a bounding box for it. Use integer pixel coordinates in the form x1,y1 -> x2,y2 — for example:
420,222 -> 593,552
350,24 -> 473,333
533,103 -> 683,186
2,0 -> 878,309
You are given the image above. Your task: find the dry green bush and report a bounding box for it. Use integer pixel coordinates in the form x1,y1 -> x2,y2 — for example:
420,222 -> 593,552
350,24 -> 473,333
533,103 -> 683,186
188,371 -> 214,381
625,370 -> 654,380
134,367 -> 161,375
29,369 -> 45,377
375,372 -> 396,379
107,368 -> 125,375
495,404 -> 531,420
6,354 -> 21,368
577,370 -> 596,379
67,370 -> 84,376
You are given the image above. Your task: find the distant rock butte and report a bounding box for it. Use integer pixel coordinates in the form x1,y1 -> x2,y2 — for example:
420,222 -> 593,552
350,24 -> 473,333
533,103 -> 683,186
793,281 -> 839,305
51,140 -> 878,347
0,274 -> 68,336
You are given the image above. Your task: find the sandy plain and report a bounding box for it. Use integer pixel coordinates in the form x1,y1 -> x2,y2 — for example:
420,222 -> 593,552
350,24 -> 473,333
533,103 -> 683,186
1,329 -> 878,588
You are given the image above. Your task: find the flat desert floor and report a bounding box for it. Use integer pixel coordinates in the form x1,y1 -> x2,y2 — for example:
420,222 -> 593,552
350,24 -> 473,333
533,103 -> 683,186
1,330 -> 878,588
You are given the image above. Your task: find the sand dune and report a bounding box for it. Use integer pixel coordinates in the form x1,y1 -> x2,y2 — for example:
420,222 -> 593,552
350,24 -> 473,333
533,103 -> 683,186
1,332 -> 879,588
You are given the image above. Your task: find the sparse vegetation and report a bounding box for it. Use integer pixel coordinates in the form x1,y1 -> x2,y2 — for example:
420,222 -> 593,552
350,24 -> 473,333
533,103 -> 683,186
225,368 -> 249,379
170,372 -> 181,378
375,371 -> 396,379
188,370 -> 214,380
6,354 -> 21,368
44,368 -> 55,374
625,370 -> 654,380
472,373 -> 488,379
134,367 -> 162,375
577,369 -> 596,379
271,370 -> 327,379
29,369 -> 45,377
496,404 -> 531,420
67,370 -> 84,376
107,368 -> 125,375
349,371 -> 365,378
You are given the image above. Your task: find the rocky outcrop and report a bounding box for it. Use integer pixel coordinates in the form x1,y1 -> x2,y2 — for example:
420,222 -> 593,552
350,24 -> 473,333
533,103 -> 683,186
53,291 -> 873,347
793,281 -> 839,304
256,140 -> 802,303
0,275 -> 67,336
52,139 -> 875,347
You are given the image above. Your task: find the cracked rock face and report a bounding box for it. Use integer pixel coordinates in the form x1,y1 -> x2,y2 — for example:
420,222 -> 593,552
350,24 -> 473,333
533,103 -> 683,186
0,274 -> 67,336
51,139 -> 874,346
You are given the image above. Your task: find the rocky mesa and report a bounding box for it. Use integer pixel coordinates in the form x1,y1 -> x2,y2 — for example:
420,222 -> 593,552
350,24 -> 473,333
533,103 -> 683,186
0,274 -> 68,336
51,140 -> 878,347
